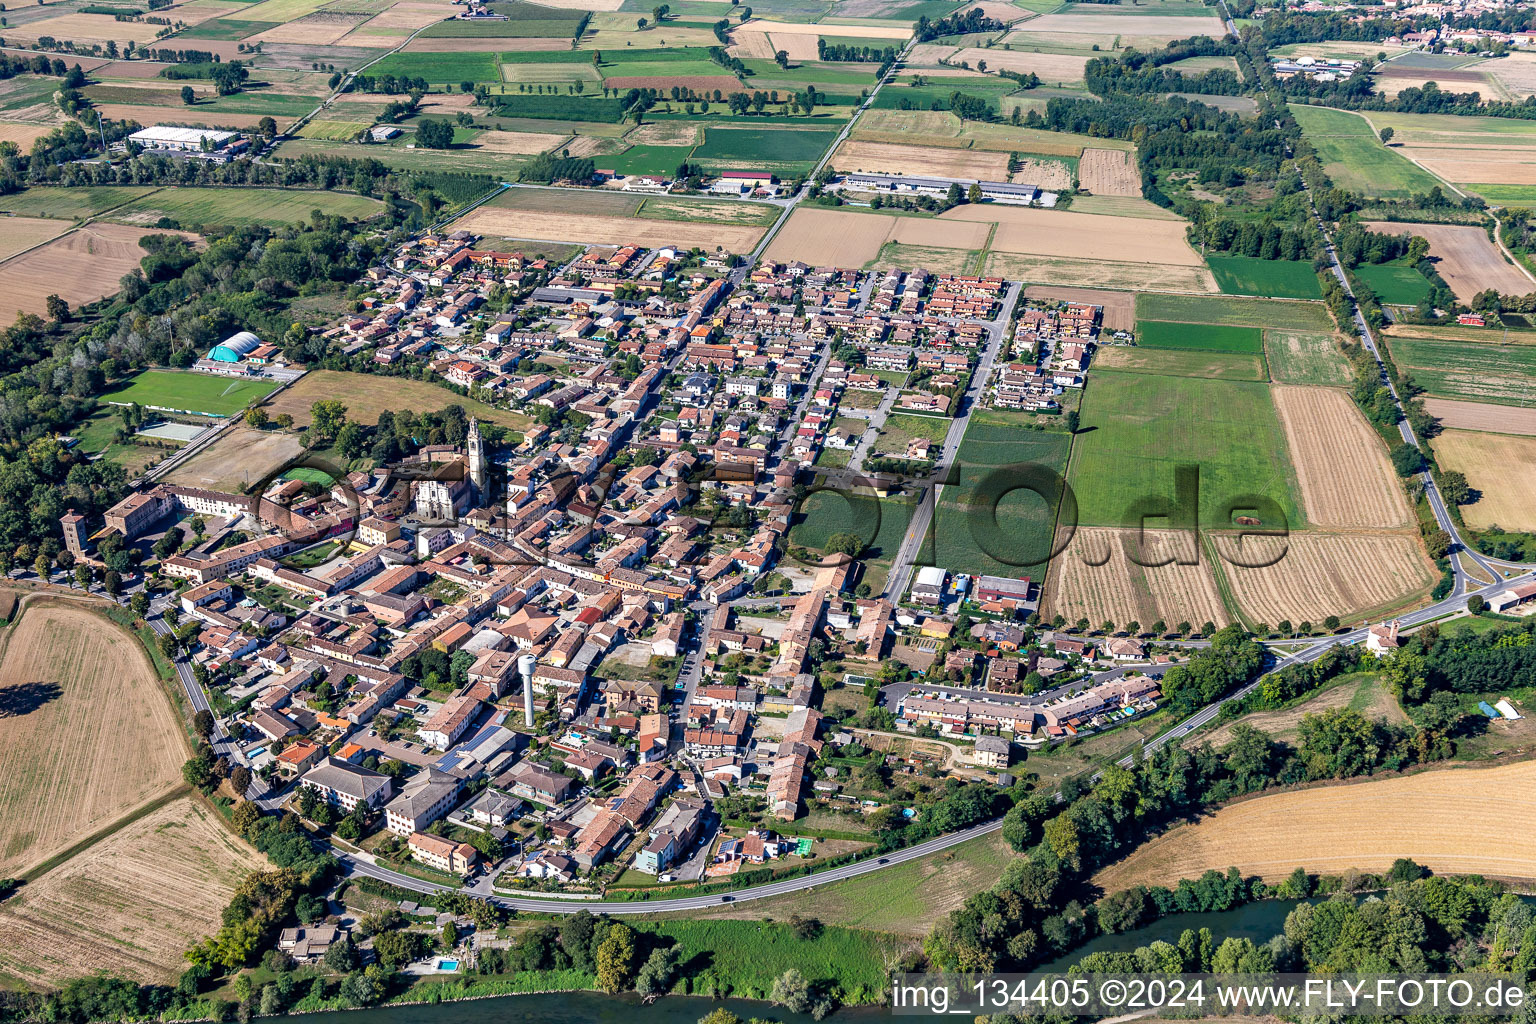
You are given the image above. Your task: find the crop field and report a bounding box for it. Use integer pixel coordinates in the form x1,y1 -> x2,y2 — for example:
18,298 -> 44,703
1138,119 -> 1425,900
1432,429 -> 1536,531
933,424 -> 1072,576
1290,104 -> 1443,200
1043,527 -> 1230,628
944,205 -> 1205,265
1207,256 -> 1323,300
832,138 -> 1010,180
109,186 -> 383,227
1422,398 -> 1536,436
295,118 -> 372,140
1077,147 -> 1140,196
606,143 -> 699,176
638,196 -> 779,225
1091,761 -> 1536,888
1067,370 -> 1302,530
0,598 -> 183,877
1353,262 -> 1432,305
765,207 -> 989,267
1272,385 -> 1411,529
689,126 -> 839,170
1212,531 -> 1436,625
0,215 -> 68,261
0,796 -> 265,985
1136,320 -> 1263,354
1136,293 -> 1334,331
1385,334 -> 1536,406
100,370 -> 279,417
1094,346 -> 1265,382
367,50 -> 502,83
265,370 -> 532,431
1264,330 -> 1351,386
852,109 -> 1131,157
0,120 -> 62,149
453,204 -> 767,251
983,252 -> 1217,292
1362,221 -> 1534,303
0,223 -> 199,321
1356,109 -> 1536,190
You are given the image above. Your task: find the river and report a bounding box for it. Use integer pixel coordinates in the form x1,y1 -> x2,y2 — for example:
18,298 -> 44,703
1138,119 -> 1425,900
298,992 -> 899,1024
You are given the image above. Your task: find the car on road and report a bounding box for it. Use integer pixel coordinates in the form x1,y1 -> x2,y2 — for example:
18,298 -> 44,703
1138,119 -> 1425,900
720,895 -> 734,902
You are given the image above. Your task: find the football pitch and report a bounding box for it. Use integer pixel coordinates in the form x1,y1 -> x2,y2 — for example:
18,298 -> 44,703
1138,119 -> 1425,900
101,370 -> 280,417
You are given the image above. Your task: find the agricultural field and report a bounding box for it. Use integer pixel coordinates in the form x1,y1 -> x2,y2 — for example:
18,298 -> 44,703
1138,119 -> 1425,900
1356,109 -> 1536,199
983,252 -> 1216,292
0,797 -> 265,986
0,216 -> 68,262
1263,330 -> 1352,386
791,493 -> 913,572
1207,256 -> 1324,300
1422,398 -> 1536,437
164,427 -> 305,493
100,370 -> 280,417
1136,293 -> 1334,331
1384,332 -> 1536,406
689,126 -> 839,172
1076,147 -> 1140,196
1212,532 -> 1436,626
1003,9 -> 1225,48
0,224 -> 200,321
1271,385 -> 1411,530
1352,262 -> 1433,306
1093,346 -> 1265,382
1135,320 -> 1263,354
106,186 -> 384,228
851,109 -> 1132,157
1066,370 -> 1302,530
1432,429 -> 1536,532
831,138 -> 1010,180
0,597 -> 184,878
1290,104 -> 1443,200
1091,761 -> 1536,888
946,204 -> 1205,264
1043,527 -> 1230,629
452,186 -> 771,252
1362,221 -> 1533,303
263,370 -> 532,432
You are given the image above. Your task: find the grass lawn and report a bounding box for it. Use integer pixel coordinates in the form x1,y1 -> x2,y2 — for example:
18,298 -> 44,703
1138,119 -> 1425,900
1136,320 -> 1264,354
1263,329 -> 1352,386
1290,103 -> 1444,200
1207,255 -> 1323,300
100,370 -> 280,417
1354,263 -> 1433,305
108,187 -> 383,228
791,492 -> 913,564
1067,369 -> 1303,529
1135,292 -> 1334,331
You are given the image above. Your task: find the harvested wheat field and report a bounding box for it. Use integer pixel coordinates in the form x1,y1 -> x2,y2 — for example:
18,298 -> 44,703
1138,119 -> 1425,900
626,122 -> 703,147
740,18 -> 911,39
0,797 -> 264,985
1078,147 -> 1140,196
0,224 -> 199,321
93,104 -> 274,129
1014,11 -> 1224,40
951,48 -> 1087,84
0,121 -> 61,149
1424,397 -> 1536,436
764,207 -> 989,266
1092,760 -> 1536,889
470,130 -> 568,155
252,12 -> 369,44
1023,285 -> 1134,330
1433,429 -> 1536,531
1364,221 -> 1535,303
1213,532 -> 1436,625
452,206 -> 766,253
944,204 -> 1203,264
833,139 -> 1009,180
1486,51 -> 1536,101
1044,528 -> 1230,628
1407,147 -> 1536,185
1273,385 -> 1411,529
7,12 -> 163,43
0,216 -> 67,262
986,251 -> 1217,291
0,598 -> 183,877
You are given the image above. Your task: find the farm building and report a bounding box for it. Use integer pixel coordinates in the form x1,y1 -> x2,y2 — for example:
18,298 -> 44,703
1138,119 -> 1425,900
842,172 -> 1041,204
1488,581 -> 1536,613
208,331 -> 262,363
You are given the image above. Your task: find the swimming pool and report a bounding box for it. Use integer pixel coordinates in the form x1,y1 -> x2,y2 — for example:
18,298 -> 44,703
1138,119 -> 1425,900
436,959 -> 460,972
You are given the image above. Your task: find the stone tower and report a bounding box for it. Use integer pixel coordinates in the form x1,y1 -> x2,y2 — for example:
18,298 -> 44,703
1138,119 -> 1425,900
467,417 -> 486,503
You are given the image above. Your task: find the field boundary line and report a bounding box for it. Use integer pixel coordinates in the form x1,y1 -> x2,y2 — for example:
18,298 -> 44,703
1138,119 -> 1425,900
17,783 -> 192,882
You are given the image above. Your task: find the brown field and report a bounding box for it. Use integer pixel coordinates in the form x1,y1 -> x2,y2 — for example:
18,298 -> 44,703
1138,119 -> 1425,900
984,251 -> 1217,291
626,122 -> 702,146
832,138 -> 1009,180
1043,527 -> 1230,628
93,103 -> 275,129
769,33 -> 822,61
7,12 -> 163,43
1068,194 -> 1185,220
943,204 -> 1203,265
1012,156 -> 1072,189
1213,532 -> 1436,626
0,796 -> 264,986
740,18 -> 911,38
469,129 -> 568,155
1485,51 -> 1536,101
1199,674 -> 1406,749
1375,69 -> 1488,100
80,60 -> 180,79
165,426 -> 305,493
406,35 -> 567,51
950,47 -> 1087,85
1423,397 -> 1536,436
1365,221 -> 1534,302
452,206 -> 766,252
907,43 -> 958,65
1078,147 -> 1140,196
604,74 -> 741,93
1091,760 -> 1536,889
1432,429 -> 1536,531
1023,285 -> 1134,330
1272,385 -> 1411,529
0,120 -> 62,148
1405,146 -> 1536,186
727,29 -> 775,59
0,598 -> 183,877
0,215 -> 68,261
1012,11 -> 1224,40
0,224 -> 199,321
356,0 -> 447,29
563,135 -> 626,158
263,369 -> 532,432
763,208 -> 992,266
253,13 -> 370,44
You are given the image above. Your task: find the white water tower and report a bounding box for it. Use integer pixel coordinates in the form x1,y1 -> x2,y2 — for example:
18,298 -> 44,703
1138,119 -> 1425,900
517,653 -> 537,729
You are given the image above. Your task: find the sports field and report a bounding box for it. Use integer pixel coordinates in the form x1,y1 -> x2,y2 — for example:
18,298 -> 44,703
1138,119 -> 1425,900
1135,320 -> 1264,354
1207,256 -> 1324,300
1353,263 -> 1433,305
1290,104 -> 1443,200
1135,293 -> 1334,332
100,370 -> 280,417
1385,334 -> 1536,406
109,186 -> 384,227
1067,370 -> 1303,530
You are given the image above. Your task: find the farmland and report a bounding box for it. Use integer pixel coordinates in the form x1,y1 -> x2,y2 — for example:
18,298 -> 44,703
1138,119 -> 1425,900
0,224 -> 199,321
164,427 -> 307,494
1422,398 -> 1536,436
689,126 -> 839,172
1207,256 -> 1323,300
1136,293 -> 1334,332
1135,320 -> 1263,354
1066,371 -> 1302,531
1076,148 -> 1140,196
1272,385 -> 1411,530
0,597 -> 183,877
452,186 -> 772,251
0,797 -> 265,986
263,370 -> 532,432
1384,333 -> 1536,406
100,370 -> 280,417
1352,263 -> 1433,306
932,421 -> 1072,576
1264,330 -> 1352,386
108,187 -> 384,228
0,186 -> 159,221
1043,527 -> 1230,629
0,216 -> 67,262
1432,429 -> 1536,532
1362,221 -> 1534,304
1094,346 -> 1265,382
1213,532 -> 1436,625
1356,109 -> 1536,197
944,205 -> 1205,266
1091,761 -> 1536,888
1289,104 -> 1443,200
832,138 -> 1010,180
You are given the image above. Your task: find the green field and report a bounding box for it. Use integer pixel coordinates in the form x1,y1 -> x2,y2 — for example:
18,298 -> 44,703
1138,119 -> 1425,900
1136,320 -> 1264,354
606,144 -> 696,176
1469,184 -> 1536,206
367,51 -> 502,83
101,370 -> 281,417
791,491 -> 913,564
177,18 -> 273,38
108,187 -> 383,228
1290,104 -> 1444,200
1096,346 -> 1267,382
1385,334 -> 1536,406
689,126 -> 838,168
0,186 -> 160,220
1264,329 -> 1352,386
1067,370 -> 1303,530
295,120 -> 371,141
1207,256 -> 1323,300
1354,263 -> 1433,305
933,417 -> 1072,575
1135,293 -> 1334,331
